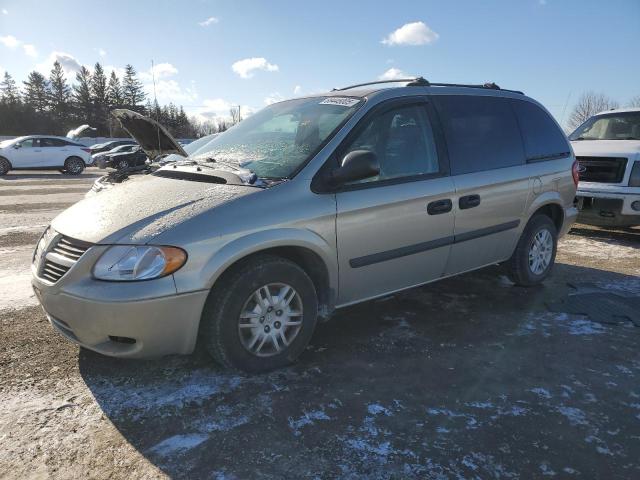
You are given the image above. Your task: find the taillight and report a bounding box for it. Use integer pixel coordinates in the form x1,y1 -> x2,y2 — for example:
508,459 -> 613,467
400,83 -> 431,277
572,160 -> 579,187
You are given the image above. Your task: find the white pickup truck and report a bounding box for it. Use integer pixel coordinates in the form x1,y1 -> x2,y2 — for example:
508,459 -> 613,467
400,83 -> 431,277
570,107 -> 640,228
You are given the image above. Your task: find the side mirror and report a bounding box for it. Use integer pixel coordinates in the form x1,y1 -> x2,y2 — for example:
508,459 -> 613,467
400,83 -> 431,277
13,143 -> 21,149
327,150 -> 379,187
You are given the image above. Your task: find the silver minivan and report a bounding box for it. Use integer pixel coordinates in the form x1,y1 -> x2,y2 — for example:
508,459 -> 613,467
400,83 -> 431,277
31,78 -> 578,372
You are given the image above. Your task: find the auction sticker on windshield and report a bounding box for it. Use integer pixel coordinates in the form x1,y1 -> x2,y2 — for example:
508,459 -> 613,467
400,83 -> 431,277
319,97 -> 361,107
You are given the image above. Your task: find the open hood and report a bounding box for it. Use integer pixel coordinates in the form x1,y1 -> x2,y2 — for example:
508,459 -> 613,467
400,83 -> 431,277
111,109 -> 188,159
66,124 -> 96,139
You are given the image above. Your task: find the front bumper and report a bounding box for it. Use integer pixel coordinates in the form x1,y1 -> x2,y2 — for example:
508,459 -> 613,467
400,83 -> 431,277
31,243 -> 209,358
576,189 -> 640,227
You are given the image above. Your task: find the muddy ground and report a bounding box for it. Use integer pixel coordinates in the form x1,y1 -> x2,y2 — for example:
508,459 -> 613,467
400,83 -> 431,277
1,169 -> 639,479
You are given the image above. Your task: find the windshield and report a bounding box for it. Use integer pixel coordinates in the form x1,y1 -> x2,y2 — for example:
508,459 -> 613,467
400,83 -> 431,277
570,112 -> 640,140
192,96 -> 363,178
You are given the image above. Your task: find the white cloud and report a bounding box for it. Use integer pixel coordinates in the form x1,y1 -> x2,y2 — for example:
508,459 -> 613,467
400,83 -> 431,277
382,21 -> 439,46
232,57 -> 278,79
1,9 -> 7,15
1,35 -> 37,57
147,79 -> 198,103
98,48 -> 107,57
198,16 -> 219,27
293,85 -> 302,95
23,44 -> 37,57
139,62 -> 179,82
378,67 -> 410,81
36,51 -> 83,77
189,98 -> 255,126
0,35 -> 20,48
264,92 -> 283,105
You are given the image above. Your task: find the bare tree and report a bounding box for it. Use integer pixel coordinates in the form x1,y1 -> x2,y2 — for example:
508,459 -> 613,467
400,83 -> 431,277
568,92 -> 619,131
628,95 -> 640,108
229,106 -> 240,125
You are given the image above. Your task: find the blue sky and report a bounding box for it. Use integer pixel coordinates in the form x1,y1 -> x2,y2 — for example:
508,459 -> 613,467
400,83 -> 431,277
0,0 -> 638,126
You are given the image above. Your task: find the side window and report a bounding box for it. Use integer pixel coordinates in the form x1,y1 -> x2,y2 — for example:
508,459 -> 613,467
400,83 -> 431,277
19,139 -> 36,148
342,104 -> 440,183
512,100 -> 570,161
40,138 -> 60,147
434,95 -> 525,175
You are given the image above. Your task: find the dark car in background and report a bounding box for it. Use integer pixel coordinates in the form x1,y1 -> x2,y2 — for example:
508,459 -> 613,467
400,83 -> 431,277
92,144 -> 139,168
103,146 -> 148,170
89,139 -> 136,154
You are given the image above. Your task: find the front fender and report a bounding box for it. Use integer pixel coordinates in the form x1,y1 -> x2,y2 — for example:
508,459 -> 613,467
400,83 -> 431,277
175,227 -> 338,299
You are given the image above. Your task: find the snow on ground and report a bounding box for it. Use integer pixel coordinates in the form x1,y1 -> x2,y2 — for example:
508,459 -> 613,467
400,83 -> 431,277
0,246 -> 38,309
559,235 -> 640,263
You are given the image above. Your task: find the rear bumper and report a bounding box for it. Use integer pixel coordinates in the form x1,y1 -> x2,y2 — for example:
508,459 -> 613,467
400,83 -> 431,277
560,205 -> 579,237
32,278 -> 209,358
576,189 -> 640,227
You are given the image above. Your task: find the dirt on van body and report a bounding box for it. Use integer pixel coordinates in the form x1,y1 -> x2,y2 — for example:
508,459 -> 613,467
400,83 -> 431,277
1,170 -> 639,479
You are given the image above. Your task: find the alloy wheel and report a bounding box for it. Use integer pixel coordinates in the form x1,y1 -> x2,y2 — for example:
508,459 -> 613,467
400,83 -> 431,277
237,283 -> 304,357
528,228 -> 553,275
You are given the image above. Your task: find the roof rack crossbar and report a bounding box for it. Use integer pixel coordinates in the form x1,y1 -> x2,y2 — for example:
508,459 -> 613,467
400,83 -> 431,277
332,77 -> 430,91
331,78 -> 523,95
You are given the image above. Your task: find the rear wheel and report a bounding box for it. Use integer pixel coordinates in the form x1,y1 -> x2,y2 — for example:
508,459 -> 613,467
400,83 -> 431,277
63,157 -> 85,175
507,214 -> 557,286
201,255 -> 318,373
116,159 -> 129,170
0,157 -> 10,176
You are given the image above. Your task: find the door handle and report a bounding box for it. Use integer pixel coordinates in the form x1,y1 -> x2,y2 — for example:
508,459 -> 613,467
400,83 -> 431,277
427,199 -> 453,215
459,194 -> 481,210
34,149 -> 42,152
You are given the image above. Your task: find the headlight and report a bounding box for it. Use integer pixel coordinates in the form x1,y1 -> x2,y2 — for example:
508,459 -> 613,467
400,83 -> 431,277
93,245 -> 187,281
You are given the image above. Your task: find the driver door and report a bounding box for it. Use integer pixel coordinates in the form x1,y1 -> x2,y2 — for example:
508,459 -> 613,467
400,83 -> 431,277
11,138 -> 43,167
334,98 -> 455,306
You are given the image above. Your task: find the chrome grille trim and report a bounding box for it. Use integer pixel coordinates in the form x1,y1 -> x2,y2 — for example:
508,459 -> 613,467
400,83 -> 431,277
34,230 -> 93,284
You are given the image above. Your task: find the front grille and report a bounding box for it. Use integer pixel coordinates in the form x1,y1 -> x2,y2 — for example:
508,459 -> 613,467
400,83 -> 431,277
41,259 -> 71,283
51,236 -> 92,261
577,156 -> 628,183
35,231 -> 93,284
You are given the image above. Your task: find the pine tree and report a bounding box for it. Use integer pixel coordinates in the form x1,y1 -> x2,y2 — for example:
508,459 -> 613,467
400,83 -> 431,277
106,70 -> 123,107
122,64 -> 146,110
48,61 -> 71,126
91,63 -> 108,134
0,72 -> 21,105
73,66 -> 93,124
23,71 -> 49,112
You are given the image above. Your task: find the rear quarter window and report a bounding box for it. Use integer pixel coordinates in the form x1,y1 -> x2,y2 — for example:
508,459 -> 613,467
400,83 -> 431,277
511,100 -> 570,161
433,95 -> 525,175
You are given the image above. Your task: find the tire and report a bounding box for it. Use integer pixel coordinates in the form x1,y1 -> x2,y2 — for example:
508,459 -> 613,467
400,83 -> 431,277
116,159 -> 129,170
201,254 -> 318,373
0,157 -> 10,176
63,157 -> 85,175
507,214 -> 558,286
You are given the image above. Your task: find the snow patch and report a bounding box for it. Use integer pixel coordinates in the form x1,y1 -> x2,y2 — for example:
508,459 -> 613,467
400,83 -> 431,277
149,433 -> 208,456
288,409 -> 330,436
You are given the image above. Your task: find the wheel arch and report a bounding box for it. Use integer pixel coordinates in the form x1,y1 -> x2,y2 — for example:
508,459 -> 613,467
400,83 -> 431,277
200,229 -> 338,320
525,192 -> 565,232
65,155 -> 86,166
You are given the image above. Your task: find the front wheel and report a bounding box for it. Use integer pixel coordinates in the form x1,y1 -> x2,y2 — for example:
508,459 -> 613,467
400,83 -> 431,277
63,157 -> 85,175
201,255 -> 318,373
507,214 -> 558,286
0,157 -> 10,176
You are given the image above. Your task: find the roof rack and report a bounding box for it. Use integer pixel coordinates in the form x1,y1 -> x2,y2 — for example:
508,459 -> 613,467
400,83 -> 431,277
332,77 -> 524,95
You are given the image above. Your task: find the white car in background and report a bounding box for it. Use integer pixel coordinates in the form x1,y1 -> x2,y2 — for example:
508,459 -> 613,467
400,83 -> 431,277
0,135 -> 92,176
570,107 -> 640,228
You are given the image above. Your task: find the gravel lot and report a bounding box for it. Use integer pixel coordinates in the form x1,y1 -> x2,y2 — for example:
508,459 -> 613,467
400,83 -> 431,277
1,169 -> 639,479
